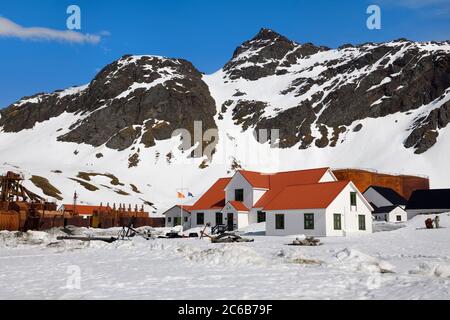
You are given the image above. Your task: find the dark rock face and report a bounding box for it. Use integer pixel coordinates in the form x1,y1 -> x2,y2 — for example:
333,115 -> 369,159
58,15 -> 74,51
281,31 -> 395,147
404,99 -> 450,154
1,56 -> 218,153
223,28 -> 328,81
221,30 -> 450,153
232,100 -> 267,131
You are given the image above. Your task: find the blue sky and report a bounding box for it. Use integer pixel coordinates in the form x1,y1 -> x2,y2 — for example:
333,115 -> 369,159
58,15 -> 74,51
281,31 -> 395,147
1,0 -> 450,107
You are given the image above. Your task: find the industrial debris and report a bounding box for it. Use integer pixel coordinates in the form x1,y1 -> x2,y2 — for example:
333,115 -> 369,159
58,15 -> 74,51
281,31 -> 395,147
288,237 -> 321,246
0,171 -> 164,232
200,229 -> 254,243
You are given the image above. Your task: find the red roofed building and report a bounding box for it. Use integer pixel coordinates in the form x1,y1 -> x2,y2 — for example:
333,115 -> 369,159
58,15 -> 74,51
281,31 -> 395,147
166,167 -> 373,236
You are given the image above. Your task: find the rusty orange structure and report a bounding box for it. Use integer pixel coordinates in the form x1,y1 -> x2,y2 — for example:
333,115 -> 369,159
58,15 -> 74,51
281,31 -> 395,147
333,168 -> 430,200
0,171 -> 164,231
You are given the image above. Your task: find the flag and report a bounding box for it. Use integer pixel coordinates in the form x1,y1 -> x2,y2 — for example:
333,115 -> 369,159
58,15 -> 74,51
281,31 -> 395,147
188,192 -> 194,197
177,192 -> 186,199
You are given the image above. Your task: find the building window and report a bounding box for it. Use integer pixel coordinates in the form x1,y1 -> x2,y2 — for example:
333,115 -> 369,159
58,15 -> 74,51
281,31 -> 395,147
275,214 -> 285,230
358,215 -> 366,231
168,217 -> 172,223
257,211 -> 266,223
235,189 -> 244,202
334,214 -> 342,230
197,213 -> 204,225
216,212 -> 223,225
184,217 -> 188,223
350,192 -> 357,207
304,214 -> 315,230
396,215 -> 402,222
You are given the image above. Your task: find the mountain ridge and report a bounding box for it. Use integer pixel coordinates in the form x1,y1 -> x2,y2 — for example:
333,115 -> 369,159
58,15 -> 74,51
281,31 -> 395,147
1,28 -> 450,211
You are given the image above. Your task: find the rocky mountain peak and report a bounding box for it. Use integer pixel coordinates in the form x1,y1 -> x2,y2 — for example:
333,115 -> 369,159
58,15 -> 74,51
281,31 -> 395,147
0,54 -> 218,156
251,28 -> 287,42
223,28 -> 327,81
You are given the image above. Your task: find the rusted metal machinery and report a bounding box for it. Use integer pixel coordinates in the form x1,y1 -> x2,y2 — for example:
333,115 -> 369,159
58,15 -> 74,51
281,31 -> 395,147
0,171 -> 55,231
0,171 -> 45,204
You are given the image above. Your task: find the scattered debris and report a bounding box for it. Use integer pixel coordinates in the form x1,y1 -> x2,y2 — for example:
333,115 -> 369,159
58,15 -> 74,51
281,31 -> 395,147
288,237 -> 321,246
200,229 -> 254,243
291,257 -> 323,265
56,235 -> 118,243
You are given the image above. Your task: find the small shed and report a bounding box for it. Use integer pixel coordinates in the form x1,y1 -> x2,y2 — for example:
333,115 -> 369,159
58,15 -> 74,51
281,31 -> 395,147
162,205 -> 192,230
372,205 -> 407,223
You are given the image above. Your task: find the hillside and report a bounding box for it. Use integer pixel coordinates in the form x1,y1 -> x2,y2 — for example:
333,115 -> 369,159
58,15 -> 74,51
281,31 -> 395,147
1,28 -> 450,213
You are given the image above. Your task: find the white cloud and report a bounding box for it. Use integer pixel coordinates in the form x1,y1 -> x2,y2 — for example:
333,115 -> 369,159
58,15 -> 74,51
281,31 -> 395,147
0,17 -> 102,44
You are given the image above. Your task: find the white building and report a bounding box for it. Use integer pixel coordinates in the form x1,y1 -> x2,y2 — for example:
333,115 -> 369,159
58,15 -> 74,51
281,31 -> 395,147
265,181 -> 373,237
363,186 -> 408,222
372,206 -> 408,223
162,205 -> 192,230
181,167 -> 373,237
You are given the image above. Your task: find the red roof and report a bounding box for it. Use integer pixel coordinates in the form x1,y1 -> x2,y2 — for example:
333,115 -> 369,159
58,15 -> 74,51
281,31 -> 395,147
228,201 -> 250,212
263,181 -> 350,210
62,204 -> 108,216
254,168 -> 331,208
190,178 -> 232,211
239,170 -> 271,189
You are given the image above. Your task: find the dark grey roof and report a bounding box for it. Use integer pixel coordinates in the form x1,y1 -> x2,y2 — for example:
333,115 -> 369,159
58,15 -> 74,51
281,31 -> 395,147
372,205 -> 398,214
406,189 -> 450,210
366,186 -> 407,206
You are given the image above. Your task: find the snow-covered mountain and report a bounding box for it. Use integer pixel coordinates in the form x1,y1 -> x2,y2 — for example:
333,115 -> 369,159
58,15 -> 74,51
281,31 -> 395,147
1,28 -> 450,213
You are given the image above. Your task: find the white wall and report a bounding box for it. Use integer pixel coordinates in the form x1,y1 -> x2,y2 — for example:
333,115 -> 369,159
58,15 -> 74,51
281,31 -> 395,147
385,208 -> 407,223
320,170 -> 337,183
327,183 -> 373,235
363,188 -> 393,208
225,172 -> 263,209
266,209 -> 327,237
248,208 -> 261,225
164,206 -> 191,230
238,213 -> 249,229
253,189 -> 267,206
190,210 -> 219,228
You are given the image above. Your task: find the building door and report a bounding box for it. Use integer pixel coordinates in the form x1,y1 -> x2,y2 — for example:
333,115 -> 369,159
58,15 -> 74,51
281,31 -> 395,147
227,213 -> 234,231
174,217 -> 181,226
216,212 -> 223,226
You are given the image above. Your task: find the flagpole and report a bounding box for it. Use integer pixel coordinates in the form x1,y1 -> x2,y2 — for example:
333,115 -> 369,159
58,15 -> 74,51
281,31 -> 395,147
180,176 -> 184,235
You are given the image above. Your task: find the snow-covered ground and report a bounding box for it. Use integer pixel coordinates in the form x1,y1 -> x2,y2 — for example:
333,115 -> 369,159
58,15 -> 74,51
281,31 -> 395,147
1,214 -> 450,300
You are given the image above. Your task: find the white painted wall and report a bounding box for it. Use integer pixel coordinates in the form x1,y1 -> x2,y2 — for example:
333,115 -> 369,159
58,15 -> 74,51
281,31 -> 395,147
253,189 -> 267,206
238,213 -> 249,229
320,169 -> 337,183
373,207 -> 407,223
164,206 -> 191,230
363,188 -> 393,208
248,208 -> 262,225
190,210 -> 219,228
266,209 -> 327,237
327,183 -> 373,236
225,172 -> 255,209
